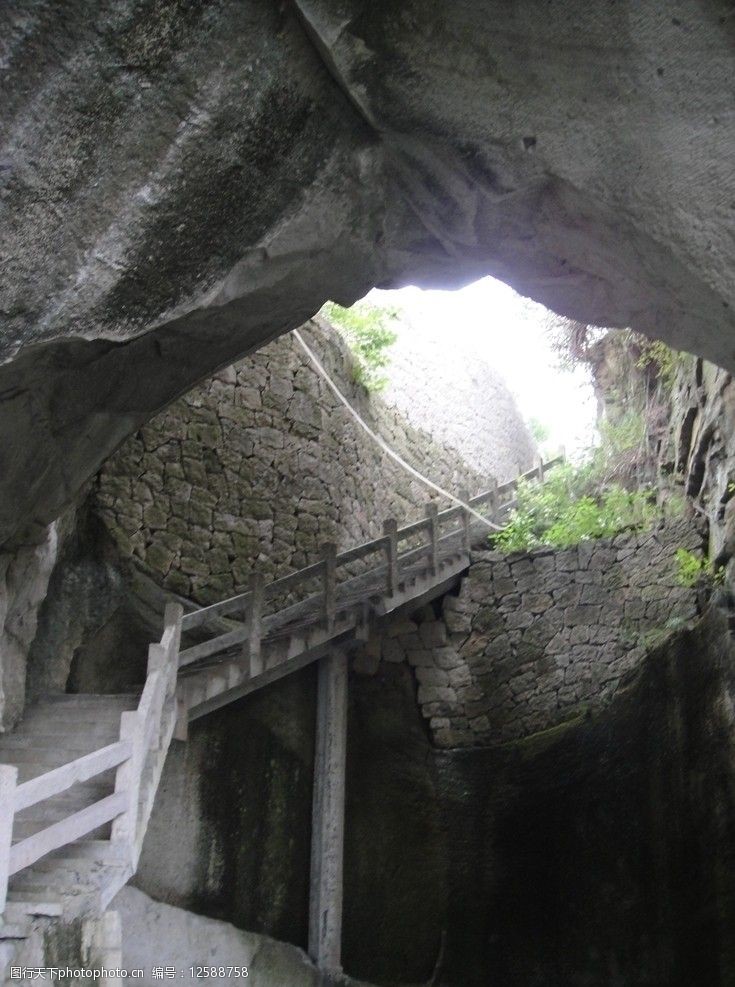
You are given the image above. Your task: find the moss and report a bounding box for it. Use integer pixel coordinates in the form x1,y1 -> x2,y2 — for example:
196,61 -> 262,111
504,707 -> 590,760
43,918 -> 87,970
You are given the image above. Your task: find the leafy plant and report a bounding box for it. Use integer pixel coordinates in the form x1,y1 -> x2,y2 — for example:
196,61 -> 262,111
491,460 -> 658,553
320,300 -> 398,391
528,417 -> 550,444
675,548 -> 723,587
635,337 -> 689,392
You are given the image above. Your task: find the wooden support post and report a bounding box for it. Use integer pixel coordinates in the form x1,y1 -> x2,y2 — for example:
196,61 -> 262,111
383,519 -> 398,597
425,502 -> 438,575
458,487 -> 471,554
309,650 -> 348,974
245,573 -> 265,678
536,454 -> 545,484
111,712 -> 144,864
321,542 -> 337,632
0,764 -> 17,912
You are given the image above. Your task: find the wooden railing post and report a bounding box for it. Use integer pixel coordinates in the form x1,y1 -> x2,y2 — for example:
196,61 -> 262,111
245,573 -> 265,678
0,764 -> 17,912
458,487 -> 471,554
383,519 -> 398,597
536,454 -> 545,484
111,711 -> 144,864
425,502 -> 438,575
321,543 -> 337,632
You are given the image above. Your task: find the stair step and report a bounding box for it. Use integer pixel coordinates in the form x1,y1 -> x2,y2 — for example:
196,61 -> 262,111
8,873 -> 95,896
46,840 -> 128,864
11,819 -> 112,841
0,747 -> 116,767
0,734 -> 121,754
5,891 -> 63,913
13,765 -> 117,786
33,694 -> 139,706
0,922 -> 29,940
15,794 -> 111,826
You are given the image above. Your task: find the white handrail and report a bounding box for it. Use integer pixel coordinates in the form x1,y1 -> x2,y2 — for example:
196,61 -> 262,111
0,603 -> 183,912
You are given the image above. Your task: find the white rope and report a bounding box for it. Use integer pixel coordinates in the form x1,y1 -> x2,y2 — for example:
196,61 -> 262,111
292,328 -> 504,531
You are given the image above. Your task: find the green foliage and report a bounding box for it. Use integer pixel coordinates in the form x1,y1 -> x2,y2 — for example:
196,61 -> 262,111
528,417 -> 550,443
491,461 -> 657,553
634,337 -> 687,391
675,548 -> 723,588
321,300 -> 398,391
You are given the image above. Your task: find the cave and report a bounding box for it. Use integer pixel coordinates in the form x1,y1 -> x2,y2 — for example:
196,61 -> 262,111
2,3 -> 735,986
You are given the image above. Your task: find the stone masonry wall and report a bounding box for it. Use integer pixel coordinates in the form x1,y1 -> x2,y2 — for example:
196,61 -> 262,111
94,320 -> 533,605
352,519 -> 705,748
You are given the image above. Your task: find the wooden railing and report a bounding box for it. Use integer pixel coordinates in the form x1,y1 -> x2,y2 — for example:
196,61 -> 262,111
0,603 -> 183,913
178,454 -> 564,666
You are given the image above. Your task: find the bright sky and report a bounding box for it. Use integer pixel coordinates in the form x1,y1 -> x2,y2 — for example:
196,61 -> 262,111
366,276 -> 598,458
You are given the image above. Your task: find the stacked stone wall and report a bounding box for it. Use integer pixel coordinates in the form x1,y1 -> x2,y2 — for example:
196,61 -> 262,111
94,321 -> 510,604
352,520 -> 705,747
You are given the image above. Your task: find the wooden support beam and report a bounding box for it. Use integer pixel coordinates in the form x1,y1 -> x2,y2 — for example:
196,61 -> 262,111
309,650 -> 348,974
425,502 -> 438,575
0,764 -> 17,912
383,519 -> 398,596
536,454 -> 545,483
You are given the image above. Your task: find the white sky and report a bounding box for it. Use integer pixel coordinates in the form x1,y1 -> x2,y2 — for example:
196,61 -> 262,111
366,276 -> 598,457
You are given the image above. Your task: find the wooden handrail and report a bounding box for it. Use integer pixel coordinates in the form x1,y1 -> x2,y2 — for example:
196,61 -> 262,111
0,602 -> 184,912
178,453 -> 564,637
13,741 -> 132,814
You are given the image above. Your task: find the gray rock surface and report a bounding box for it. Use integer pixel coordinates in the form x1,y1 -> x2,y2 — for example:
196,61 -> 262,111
1,1 -> 734,546
114,886 -> 372,987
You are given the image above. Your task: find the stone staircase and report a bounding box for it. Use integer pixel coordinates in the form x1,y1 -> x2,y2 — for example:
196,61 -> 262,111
0,695 -> 139,922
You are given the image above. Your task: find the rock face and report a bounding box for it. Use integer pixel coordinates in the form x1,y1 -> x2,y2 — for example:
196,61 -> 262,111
0,521 -> 62,730
351,519 -> 704,748
93,319 -> 528,604
114,887 -> 374,987
130,604 -> 735,987
1,1 -> 734,546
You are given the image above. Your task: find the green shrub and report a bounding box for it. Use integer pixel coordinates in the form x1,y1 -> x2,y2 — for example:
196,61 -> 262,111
675,548 -> 723,587
635,337 -> 688,391
320,300 -> 398,391
491,461 -> 658,553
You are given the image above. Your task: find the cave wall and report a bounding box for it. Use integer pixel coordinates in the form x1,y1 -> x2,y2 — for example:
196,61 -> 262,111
2,1 -> 735,552
437,606 -> 735,987
94,319 -> 522,605
0,522 -> 61,731
588,333 -> 735,580
114,887 -> 376,987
